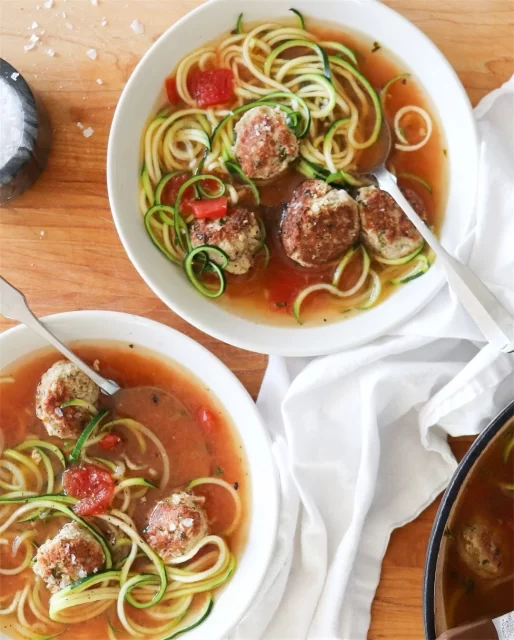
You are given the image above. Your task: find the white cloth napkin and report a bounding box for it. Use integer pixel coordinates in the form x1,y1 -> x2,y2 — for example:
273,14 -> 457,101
232,76 -> 514,640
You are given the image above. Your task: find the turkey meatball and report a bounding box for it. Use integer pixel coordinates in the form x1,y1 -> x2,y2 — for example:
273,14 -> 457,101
36,360 -> 100,439
357,185 -> 426,260
458,519 -> 507,578
144,493 -> 209,561
33,522 -> 105,593
281,179 -> 360,268
233,105 -> 299,181
189,207 -> 262,275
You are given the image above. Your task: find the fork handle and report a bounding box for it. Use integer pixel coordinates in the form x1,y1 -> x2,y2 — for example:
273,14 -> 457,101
375,169 -> 514,353
0,276 -> 121,394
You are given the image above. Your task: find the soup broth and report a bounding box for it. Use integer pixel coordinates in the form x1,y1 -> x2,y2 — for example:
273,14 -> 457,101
140,15 -> 447,327
0,342 -> 248,640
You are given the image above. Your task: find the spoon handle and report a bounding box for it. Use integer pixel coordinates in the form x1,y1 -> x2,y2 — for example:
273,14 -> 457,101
375,169 -> 514,353
0,276 -> 121,394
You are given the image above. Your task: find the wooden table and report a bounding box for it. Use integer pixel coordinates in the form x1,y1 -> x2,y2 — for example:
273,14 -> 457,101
1,0 -> 512,637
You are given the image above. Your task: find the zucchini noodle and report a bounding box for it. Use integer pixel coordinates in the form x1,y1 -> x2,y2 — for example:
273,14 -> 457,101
0,404 -> 241,640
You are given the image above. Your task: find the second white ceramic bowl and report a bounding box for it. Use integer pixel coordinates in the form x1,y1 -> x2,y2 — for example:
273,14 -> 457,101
0,311 -> 279,640
107,0 -> 479,356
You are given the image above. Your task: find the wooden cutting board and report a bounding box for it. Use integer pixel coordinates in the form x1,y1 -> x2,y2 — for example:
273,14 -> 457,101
0,1 -> 512,637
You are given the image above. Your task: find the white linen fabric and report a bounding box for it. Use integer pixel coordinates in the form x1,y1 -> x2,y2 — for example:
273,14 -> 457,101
232,76 -> 514,640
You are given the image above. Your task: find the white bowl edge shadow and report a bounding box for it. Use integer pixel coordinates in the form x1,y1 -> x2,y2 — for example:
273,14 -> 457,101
0,310 -> 280,640
107,0 -> 479,357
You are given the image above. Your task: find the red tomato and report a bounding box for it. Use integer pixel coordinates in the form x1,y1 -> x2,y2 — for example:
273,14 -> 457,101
197,407 -> 217,434
63,464 -> 115,516
165,76 -> 181,105
189,197 -> 228,219
188,68 -> 235,108
100,434 -> 121,450
160,173 -> 196,212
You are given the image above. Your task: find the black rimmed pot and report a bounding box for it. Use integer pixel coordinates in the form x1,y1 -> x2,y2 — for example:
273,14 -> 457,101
423,399 -> 514,639
0,59 -> 52,205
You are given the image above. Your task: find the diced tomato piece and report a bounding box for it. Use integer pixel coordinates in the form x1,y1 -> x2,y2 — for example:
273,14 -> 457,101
189,197 -> 228,220
63,464 -> 115,516
165,76 -> 181,105
188,68 -> 235,108
160,172 -> 196,212
197,407 -> 217,434
100,434 -> 121,450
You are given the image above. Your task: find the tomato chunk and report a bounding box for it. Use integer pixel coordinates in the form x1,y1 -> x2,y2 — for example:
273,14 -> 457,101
160,172 -> 196,213
63,464 -> 115,516
189,197 -> 228,220
197,407 -> 217,434
100,434 -> 121,450
165,76 -> 180,105
188,69 -> 234,107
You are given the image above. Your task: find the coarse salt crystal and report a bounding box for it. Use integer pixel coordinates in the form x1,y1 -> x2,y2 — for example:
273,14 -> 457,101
182,518 -> 194,528
40,230 -> 45,237
24,43 -> 36,52
96,78 -> 103,85
91,0 -> 98,5
130,19 -> 144,35
86,48 -> 97,60
76,122 -> 84,129
11,72 -> 19,80
30,34 -> 40,43
100,17 -> 107,26
66,23 -> 73,30
83,127 -> 94,138
30,21 -> 39,29
44,0 -> 53,7
54,407 -> 63,416
46,48 -> 55,57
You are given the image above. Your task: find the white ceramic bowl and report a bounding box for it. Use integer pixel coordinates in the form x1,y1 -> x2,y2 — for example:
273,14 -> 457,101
107,0 -> 479,356
0,311 -> 279,640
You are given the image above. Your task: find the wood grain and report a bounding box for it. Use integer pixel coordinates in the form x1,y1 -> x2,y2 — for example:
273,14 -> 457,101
0,1 -> 512,637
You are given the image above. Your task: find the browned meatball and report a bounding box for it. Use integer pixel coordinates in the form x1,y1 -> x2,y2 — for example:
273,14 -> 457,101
189,207 -> 262,275
281,179 -> 360,268
233,106 -> 299,181
144,493 -> 209,561
36,360 -> 100,439
357,186 -> 426,260
458,519 -> 507,578
33,523 -> 105,593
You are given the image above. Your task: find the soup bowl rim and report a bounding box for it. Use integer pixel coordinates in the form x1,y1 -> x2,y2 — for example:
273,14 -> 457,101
423,399 -> 514,639
107,0 -> 479,356
0,310 -> 280,640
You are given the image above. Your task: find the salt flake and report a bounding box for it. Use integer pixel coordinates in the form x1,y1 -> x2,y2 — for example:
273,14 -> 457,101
91,0 -> 98,5
62,11 -> 67,18
30,33 -> 40,43
43,0 -> 53,7
11,72 -> 20,80
76,122 -> 84,129
100,17 -> 107,26
130,19 -> 144,35
83,127 -> 94,138
96,78 -> 103,85
66,23 -> 73,30
46,48 -> 56,57
30,21 -> 39,29
86,48 -> 97,60
24,43 -> 36,52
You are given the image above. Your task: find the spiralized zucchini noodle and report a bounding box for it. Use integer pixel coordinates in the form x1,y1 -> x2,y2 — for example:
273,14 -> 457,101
0,409 -> 242,640
139,9 -> 435,322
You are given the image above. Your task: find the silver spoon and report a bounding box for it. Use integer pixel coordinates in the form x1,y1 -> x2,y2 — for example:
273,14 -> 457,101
0,276 -> 120,395
360,124 -> 514,353
0,276 -> 210,473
